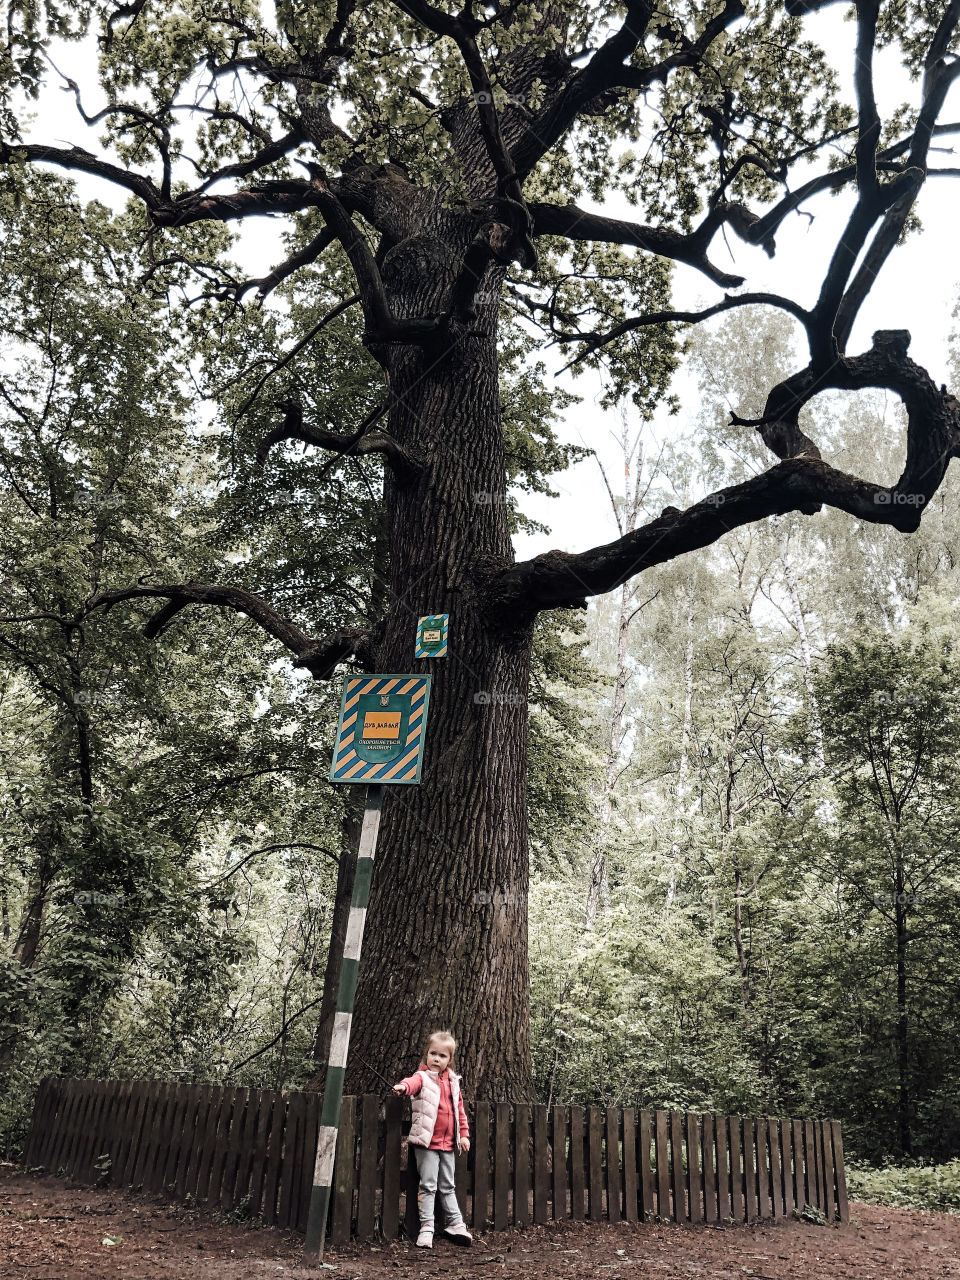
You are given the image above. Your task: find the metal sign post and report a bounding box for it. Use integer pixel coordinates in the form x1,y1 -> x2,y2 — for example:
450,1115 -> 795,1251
303,783 -> 381,1263
304,675 -> 432,1263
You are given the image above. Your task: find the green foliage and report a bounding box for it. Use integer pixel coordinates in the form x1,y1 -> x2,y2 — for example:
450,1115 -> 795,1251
847,1161 -> 960,1215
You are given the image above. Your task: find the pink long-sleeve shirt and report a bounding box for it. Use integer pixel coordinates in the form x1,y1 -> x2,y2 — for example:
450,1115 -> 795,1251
398,1066 -> 470,1151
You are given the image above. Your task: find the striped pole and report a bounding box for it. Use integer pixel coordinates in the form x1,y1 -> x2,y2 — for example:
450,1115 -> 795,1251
303,784 -> 383,1262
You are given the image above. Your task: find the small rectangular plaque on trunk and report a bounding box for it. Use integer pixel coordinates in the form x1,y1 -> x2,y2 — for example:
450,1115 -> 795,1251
415,614 -> 449,659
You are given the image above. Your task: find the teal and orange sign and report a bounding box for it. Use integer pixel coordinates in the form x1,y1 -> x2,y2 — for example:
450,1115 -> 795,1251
329,675 -> 432,784
415,614 -> 449,659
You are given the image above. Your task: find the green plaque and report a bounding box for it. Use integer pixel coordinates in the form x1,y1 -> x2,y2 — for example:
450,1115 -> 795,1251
415,614 -> 449,659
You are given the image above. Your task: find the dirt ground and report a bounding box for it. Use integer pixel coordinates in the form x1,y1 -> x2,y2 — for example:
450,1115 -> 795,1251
3,1163 -> 959,1280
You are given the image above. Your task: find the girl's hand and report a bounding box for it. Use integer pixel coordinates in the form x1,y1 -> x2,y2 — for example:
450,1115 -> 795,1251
392,1083 -> 406,1094
460,1138 -> 470,1152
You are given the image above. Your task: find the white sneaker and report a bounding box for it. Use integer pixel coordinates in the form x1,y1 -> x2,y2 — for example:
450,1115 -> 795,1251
444,1222 -> 472,1246
416,1227 -> 434,1248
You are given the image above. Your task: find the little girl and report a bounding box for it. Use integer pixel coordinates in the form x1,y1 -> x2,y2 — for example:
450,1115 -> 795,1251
393,1029 -> 472,1248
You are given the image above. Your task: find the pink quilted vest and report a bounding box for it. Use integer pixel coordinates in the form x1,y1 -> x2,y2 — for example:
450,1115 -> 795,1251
407,1069 -> 465,1154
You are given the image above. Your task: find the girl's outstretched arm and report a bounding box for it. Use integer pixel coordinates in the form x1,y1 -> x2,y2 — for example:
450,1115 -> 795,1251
394,1071 -> 424,1096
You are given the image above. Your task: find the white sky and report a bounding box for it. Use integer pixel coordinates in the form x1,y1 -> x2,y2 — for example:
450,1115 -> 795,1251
14,5 -> 960,565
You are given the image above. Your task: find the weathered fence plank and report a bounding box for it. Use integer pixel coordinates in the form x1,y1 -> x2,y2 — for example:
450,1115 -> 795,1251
515,1102 -> 531,1227
780,1119 -> 795,1217
587,1106 -> 604,1221
702,1113 -> 717,1223
474,1100 -> 492,1228
638,1109 -> 653,1222
654,1109 -> 670,1220
567,1105 -> 584,1223
533,1104 -> 550,1224
803,1119 -> 817,1209
330,1094 -> 355,1244
622,1108 -> 638,1224
552,1106 -> 568,1221
742,1117 -> 758,1223
495,1103 -> 511,1230
605,1107 -> 621,1223
686,1112 -> 702,1224
818,1120 -> 831,1215
716,1116 -> 732,1222
729,1116 -> 744,1223
755,1118 -> 771,1220
379,1095 -> 401,1240
670,1111 -> 685,1223
276,1089 -> 304,1229
356,1095 -> 379,1242
769,1119 -> 784,1219
831,1120 -> 849,1222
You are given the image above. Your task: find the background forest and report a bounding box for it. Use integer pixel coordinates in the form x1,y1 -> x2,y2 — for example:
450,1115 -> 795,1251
3,166 -> 960,1196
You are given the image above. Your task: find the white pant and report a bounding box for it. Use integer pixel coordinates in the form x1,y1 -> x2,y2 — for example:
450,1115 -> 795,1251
414,1147 -> 464,1231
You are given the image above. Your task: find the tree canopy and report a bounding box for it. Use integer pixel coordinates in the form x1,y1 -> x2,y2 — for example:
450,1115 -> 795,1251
3,0 -> 960,1101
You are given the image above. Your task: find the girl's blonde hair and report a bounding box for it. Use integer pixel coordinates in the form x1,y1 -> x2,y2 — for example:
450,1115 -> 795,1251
423,1029 -> 457,1064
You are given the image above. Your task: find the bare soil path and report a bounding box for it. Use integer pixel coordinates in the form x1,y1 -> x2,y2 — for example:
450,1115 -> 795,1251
2,1164 -> 958,1279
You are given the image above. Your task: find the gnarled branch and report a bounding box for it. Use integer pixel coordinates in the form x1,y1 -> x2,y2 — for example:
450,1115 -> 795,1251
510,0 -> 744,181
529,201 -> 754,288
257,399 -> 424,482
487,332 -> 960,626
86,584 -> 375,679
553,292 -> 812,375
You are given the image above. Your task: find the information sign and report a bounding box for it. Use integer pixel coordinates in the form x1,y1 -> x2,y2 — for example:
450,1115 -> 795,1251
329,675 -> 431,784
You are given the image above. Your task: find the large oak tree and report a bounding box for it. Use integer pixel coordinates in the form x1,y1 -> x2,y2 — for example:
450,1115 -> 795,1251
4,0 -> 960,1099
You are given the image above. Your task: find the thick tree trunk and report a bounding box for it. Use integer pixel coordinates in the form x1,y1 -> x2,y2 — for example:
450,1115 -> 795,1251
343,231 -> 535,1101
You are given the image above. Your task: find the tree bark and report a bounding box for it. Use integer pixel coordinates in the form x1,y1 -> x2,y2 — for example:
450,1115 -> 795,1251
341,224 -> 535,1101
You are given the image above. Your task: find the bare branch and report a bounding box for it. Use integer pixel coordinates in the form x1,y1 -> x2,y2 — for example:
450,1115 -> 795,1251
231,293 -> 360,422
486,333 -> 960,623
86,584 -> 375,679
511,0 -> 745,180
529,201 -> 755,288
257,399 -> 424,481
853,0 -> 882,196
553,292 -> 812,375
194,128 -> 306,193
0,140 -> 163,208
236,227 -> 336,301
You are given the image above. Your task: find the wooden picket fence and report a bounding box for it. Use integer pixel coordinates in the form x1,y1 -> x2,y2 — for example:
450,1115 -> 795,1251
24,1078 -> 848,1241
